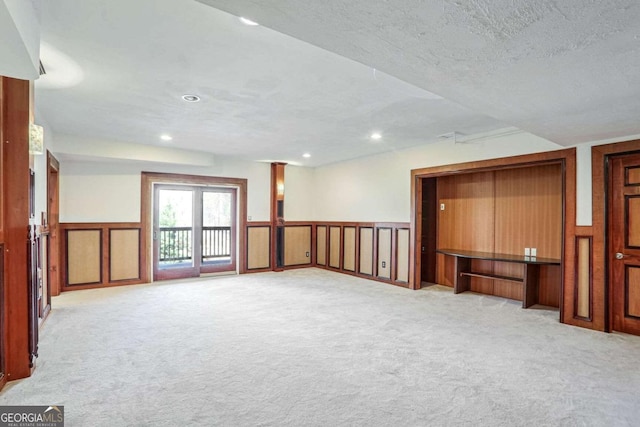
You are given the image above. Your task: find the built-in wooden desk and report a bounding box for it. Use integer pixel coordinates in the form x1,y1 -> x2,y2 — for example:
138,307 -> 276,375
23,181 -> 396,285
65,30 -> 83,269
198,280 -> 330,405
437,249 -> 561,308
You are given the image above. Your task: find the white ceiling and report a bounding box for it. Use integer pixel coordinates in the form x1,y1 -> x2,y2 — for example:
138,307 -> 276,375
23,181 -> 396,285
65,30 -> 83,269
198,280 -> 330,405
35,0 -> 640,166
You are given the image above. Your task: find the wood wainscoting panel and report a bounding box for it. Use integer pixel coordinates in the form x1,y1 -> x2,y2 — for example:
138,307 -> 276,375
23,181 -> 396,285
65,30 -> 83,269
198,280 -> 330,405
359,227 -> 374,275
110,229 -> 140,281
329,226 -> 341,269
377,228 -> 392,279
247,226 -> 270,270
284,225 -> 311,266
316,226 -> 327,266
628,267 -> 640,318
396,228 -> 410,282
67,229 -> 101,285
343,227 -> 356,272
576,237 -> 592,319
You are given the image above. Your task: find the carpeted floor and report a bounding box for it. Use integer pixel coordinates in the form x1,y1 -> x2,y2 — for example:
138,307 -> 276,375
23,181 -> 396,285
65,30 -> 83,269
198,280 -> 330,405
1,268 -> 639,426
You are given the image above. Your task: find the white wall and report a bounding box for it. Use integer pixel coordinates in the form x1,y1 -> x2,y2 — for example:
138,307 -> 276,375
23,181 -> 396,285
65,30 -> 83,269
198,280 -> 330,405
312,131 -> 563,222
284,165 -> 315,221
59,148 -> 272,223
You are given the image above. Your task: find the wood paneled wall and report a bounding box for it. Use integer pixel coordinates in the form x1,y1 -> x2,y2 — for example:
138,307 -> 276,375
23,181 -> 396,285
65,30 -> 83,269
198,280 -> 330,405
435,164 -> 563,306
315,222 -> 411,287
61,223 -> 145,290
284,225 -> 312,267
247,224 -> 270,271
244,221 -> 410,287
1,77 -> 32,383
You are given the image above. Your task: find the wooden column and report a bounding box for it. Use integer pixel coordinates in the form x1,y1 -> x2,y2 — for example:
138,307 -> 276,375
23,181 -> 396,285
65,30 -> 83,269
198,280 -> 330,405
1,76 -> 32,381
270,163 -> 286,271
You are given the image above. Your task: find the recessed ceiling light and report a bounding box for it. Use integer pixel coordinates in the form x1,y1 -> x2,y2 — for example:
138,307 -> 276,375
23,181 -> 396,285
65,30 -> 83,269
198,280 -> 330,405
239,17 -> 259,26
181,94 -> 200,102
370,132 -> 382,140
302,153 -> 311,158
160,134 -> 173,141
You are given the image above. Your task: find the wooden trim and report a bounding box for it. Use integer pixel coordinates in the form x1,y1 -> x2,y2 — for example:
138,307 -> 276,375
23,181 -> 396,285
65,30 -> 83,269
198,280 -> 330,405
574,236 -> 593,321
46,151 -> 60,297
308,221 -> 410,288
60,222 -> 144,291
141,172 -> 248,280
0,243 -> 5,390
411,148 -> 576,326
108,228 -> 141,283
395,228 -> 410,283
246,224 -> 271,272
270,163 -> 286,271
2,77 -> 32,381
342,226 -> 357,272
283,224 -> 312,267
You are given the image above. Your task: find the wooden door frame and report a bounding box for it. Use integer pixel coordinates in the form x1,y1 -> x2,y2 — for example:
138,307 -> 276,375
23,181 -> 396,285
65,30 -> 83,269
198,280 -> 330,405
141,172 -> 248,282
410,148 -> 576,324
592,139 -> 640,332
46,151 -> 60,297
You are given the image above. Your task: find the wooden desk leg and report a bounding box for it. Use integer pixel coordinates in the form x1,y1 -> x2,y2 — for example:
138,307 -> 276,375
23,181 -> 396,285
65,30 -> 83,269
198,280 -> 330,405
523,264 -> 540,308
454,256 -> 471,294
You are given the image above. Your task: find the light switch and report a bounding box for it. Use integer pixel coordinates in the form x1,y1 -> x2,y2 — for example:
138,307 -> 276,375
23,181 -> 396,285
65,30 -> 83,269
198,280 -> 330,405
531,248 -> 537,257
524,248 -> 530,256
440,203 -> 445,211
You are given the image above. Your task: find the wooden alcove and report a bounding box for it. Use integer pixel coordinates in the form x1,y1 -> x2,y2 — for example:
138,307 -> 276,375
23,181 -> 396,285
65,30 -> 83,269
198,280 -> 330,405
411,149 -> 577,320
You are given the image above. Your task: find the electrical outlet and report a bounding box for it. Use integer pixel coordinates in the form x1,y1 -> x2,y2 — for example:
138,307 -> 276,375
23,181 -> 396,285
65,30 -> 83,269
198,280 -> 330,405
382,261 -> 386,268
531,248 -> 537,257
524,248 -> 531,256
305,252 -> 309,257
440,203 -> 445,211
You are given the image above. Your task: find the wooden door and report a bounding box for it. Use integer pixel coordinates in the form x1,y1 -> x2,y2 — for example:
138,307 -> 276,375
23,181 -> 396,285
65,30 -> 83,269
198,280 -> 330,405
47,152 -> 60,297
610,153 -> 640,335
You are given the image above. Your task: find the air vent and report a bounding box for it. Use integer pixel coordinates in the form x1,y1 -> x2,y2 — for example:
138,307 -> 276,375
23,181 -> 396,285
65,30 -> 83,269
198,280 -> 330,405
39,60 -> 46,76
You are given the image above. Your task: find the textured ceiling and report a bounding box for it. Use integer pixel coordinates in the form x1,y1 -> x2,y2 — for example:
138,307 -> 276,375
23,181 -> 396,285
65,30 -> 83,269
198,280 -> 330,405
35,0 -> 507,167
200,0 -> 640,146
36,0 -> 640,167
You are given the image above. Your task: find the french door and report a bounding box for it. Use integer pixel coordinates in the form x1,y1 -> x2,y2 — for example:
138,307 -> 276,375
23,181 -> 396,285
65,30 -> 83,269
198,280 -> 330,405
153,185 -> 237,281
610,153 -> 640,335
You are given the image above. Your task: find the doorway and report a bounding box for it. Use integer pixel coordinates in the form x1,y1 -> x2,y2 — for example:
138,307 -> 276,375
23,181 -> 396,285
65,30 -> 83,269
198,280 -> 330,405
609,152 -> 640,335
153,184 -> 237,281
420,178 -> 437,286
46,151 -> 60,302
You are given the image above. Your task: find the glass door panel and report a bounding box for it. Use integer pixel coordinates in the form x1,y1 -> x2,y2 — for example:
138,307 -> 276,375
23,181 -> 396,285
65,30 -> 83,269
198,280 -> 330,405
154,186 -> 198,280
153,185 -> 237,280
201,189 -> 236,273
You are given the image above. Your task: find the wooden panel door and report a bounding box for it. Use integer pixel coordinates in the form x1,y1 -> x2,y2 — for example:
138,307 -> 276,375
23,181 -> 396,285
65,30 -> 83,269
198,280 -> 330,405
610,154 -> 640,335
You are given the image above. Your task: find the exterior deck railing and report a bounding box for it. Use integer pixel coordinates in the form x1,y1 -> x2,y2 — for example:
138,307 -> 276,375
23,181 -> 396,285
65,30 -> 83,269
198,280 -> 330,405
159,226 -> 231,263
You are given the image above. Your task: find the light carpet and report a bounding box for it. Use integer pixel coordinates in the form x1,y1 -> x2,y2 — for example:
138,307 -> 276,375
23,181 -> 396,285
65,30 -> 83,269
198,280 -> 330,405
1,268 -> 639,426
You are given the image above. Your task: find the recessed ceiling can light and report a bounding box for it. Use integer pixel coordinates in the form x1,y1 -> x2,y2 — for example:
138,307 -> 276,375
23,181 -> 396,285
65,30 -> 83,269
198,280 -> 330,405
160,134 -> 173,141
370,132 -> 382,140
302,153 -> 311,158
181,94 -> 200,102
239,17 -> 259,26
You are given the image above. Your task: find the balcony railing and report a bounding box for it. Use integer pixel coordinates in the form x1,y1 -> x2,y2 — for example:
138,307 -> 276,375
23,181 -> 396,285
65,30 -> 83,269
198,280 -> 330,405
202,226 -> 231,261
159,226 -> 231,263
